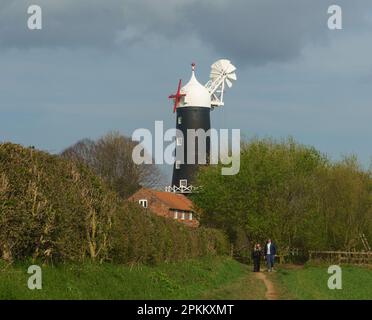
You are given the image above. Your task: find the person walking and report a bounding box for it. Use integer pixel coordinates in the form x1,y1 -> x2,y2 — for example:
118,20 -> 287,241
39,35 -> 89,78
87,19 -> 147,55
264,239 -> 276,272
251,243 -> 262,272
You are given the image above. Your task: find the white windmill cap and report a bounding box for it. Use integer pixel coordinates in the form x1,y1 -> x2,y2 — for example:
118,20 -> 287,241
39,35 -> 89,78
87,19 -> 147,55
180,63 -> 211,108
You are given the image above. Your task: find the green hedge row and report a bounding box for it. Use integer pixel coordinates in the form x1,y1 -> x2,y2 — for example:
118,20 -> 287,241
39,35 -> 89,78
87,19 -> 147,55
111,203 -> 229,265
0,143 -> 228,264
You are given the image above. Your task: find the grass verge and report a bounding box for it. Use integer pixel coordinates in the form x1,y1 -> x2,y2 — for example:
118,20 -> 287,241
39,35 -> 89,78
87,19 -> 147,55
0,256 -> 254,300
270,264 -> 372,300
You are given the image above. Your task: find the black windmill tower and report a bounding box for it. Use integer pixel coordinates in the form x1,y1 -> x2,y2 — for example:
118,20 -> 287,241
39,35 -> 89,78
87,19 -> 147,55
166,60 -> 237,194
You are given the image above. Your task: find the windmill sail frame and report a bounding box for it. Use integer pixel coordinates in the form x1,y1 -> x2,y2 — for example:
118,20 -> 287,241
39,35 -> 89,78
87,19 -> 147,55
205,59 -> 237,107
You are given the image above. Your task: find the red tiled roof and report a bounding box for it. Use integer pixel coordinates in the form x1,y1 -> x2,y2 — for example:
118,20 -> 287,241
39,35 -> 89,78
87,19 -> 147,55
130,188 -> 194,211
151,189 -> 194,211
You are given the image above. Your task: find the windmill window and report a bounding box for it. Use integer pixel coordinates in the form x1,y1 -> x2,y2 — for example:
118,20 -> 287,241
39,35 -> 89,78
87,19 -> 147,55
178,117 -> 182,124
176,137 -> 183,146
175,160 -> 181,169
139,199 -> 148,208
180,179 -> 187,187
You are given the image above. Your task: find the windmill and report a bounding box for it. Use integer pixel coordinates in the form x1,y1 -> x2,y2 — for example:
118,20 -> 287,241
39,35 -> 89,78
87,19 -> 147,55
166,59 -> 237,194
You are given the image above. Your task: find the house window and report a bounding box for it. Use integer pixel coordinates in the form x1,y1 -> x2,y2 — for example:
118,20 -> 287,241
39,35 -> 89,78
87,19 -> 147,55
176,137 -> 183,146
175,160 -> 181,169
181,212 -> 185,220
139,199 -> 148,208
189,213 -> 193,221
174,211 -> 178,219
180,179 -> 187,187
178,117 -> 182,125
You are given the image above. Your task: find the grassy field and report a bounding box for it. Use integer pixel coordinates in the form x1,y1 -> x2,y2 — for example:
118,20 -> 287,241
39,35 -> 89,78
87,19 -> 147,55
270,264 -> 372,300
0,256 -> 263,300
2,256 -> 370,300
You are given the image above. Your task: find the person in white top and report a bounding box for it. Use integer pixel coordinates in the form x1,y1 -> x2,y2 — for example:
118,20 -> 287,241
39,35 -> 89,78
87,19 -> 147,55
264,239 -> 277,272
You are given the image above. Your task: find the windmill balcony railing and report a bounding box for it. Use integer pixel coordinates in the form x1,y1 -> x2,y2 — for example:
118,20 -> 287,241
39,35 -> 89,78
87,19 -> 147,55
165,185 -> 199,194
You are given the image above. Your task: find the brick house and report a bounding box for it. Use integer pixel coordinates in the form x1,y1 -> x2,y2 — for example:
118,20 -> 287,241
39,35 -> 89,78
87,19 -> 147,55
128,188 -> 199,227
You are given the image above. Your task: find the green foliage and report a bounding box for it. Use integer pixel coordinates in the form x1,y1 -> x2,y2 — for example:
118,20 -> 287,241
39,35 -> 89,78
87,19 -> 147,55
192,138 -> 372,253
111,203 -> 229,265
0,143 -> 229,264
0,143 -> 117,263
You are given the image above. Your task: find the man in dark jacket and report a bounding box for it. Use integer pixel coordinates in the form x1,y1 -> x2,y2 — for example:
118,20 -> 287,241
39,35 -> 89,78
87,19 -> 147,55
264,239 -> 276,272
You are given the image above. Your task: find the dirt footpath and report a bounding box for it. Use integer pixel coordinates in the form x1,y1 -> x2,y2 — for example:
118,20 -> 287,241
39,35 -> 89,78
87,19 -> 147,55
254,272 -> 278,300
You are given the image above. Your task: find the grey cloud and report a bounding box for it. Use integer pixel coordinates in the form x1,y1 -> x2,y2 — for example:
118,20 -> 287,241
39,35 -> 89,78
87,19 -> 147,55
0,0 -> 127,48
1,0 -> 371,65
184,0 -> 372,65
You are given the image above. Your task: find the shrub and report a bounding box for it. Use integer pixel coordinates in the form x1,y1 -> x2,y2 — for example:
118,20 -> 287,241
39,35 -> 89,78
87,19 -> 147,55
0,143 -> 229,264
110,202 -> 229,265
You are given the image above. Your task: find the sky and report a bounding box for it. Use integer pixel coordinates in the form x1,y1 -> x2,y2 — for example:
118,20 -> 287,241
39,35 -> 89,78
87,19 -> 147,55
1,0 -> 372,182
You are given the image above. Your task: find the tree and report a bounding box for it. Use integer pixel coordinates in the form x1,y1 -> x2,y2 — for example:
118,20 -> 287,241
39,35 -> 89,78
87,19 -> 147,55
61,132 -> 163,199
192,138 -> 372,253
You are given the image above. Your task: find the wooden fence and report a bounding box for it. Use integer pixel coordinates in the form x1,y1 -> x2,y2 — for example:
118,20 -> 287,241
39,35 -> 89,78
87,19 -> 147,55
309,251 -> 372,265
